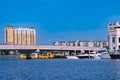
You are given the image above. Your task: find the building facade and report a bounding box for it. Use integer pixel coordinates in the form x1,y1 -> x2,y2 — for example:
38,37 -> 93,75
53,40 -> 108,49
5,26 -> 36,45
108,22 -> 120,50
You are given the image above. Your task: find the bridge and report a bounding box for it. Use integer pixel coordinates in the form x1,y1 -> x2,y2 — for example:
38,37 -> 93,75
0,45 -> 106,55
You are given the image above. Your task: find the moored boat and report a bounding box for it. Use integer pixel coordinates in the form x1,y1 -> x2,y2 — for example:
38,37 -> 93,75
97,50 -> 110,59
77,54 -> 90,59
99,53 -> 110,59
110,54 -> 120,59
77,52 -> 100,59
20,54 -> 27,59
66,56 -> 79,59
109,50 -> 120,59
110,52 -> 120,59
54,54 -> 66,58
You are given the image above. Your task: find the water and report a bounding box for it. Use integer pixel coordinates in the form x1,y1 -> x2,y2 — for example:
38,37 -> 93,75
0,59 -> 120,80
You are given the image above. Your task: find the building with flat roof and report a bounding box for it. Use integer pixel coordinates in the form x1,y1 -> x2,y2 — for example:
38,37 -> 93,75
5,25 -> 36,45
108,22 -> 120,50
53,40 -> 108,49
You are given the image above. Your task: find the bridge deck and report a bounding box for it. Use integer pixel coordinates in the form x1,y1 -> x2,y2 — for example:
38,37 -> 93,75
0,45 -> 106,51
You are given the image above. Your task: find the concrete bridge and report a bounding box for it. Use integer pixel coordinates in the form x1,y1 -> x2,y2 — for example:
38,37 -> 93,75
0,45 -> 106,55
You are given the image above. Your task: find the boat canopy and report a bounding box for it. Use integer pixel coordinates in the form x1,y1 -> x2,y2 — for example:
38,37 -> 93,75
98,50 -> 107,53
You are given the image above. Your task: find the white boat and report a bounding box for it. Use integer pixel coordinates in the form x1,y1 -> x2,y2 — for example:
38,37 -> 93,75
99,52 -> 110,59
66,56 -> 79,59
97,50 -> 110,59
89,52 -> 101,59
77,52 -> 101,59
77,54 -> 90,59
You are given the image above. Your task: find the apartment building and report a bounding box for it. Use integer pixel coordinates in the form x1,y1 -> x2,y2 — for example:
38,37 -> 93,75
5,25 -> 36,45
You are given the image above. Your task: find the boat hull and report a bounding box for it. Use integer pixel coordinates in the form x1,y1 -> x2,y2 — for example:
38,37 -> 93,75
66,56 -> 79,59
77,54 -> 99,59
110,54 -> 120,59
54,56 -> 66,58
77,54 -> 89,59
100,54 -> 110,59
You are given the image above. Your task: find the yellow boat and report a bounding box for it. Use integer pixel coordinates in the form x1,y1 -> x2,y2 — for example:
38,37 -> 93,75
31,54 -> 36,59
38,52 -> 54,59
20,54 -> 35,59
20,52 -> 54,59
54,53 -> 65,58
20,54 -> 26,59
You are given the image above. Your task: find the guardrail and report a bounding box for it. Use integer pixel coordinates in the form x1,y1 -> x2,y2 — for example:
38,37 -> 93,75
0,45 -> 106,50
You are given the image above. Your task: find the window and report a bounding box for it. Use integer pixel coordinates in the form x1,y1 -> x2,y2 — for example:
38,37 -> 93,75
119,45 -> 120,49
109,23 -> 112,26
67,43 -> 70,46
94,42 -> 97,47
97,42 -> 101,47
119,38 -> 120,43
113,22 -> 116,25
109,27 -> 112,30
112,37 -> 115,43
77,42 -> 80,46
84,42 -> 88,47
73,42 -> 75,46
59,43 -> 62,46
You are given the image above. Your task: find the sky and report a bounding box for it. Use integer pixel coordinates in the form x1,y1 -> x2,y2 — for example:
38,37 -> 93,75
0,0 -> 120,45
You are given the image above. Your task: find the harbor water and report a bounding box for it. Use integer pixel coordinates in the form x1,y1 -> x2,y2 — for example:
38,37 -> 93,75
0,59 -> 120,80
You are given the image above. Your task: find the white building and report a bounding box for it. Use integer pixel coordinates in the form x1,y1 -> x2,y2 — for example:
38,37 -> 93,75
108,22 -> 120,50
53,40 -> 108,49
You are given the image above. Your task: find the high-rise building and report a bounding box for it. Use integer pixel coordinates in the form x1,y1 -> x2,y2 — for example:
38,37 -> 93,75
108,22 -> 120,50
5,25 -> 36,45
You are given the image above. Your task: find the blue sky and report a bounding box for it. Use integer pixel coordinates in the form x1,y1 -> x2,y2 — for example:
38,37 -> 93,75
0,0 -> 120,45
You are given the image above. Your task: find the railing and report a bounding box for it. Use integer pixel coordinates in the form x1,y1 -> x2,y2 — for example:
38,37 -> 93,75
0,45 -> 106,50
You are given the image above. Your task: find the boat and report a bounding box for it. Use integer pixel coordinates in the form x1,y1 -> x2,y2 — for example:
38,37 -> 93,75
31,53 -> 38,59
20,54 -> 27,59
109,50 -> 120,59
20,52 -> 54,59
66,56 -> 79,59
38,52 -> 54,59
20,54 -> 32,59
97,50 -> 110,59
110,52 -> 120,59
90,53 -> 101,59
77,52 -> 100,59
99,52 -> 110,59
53,53 -> 66,58
77,54 -> 90,59
110,54 -> 120,59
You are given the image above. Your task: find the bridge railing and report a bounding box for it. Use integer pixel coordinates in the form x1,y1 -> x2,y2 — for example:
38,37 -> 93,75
0,45 -> 106,51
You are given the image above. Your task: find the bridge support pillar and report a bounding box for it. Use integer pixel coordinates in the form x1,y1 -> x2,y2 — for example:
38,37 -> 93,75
66,50 -> 70,56
81,50 -> 85,54
74,50 -> 76,56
